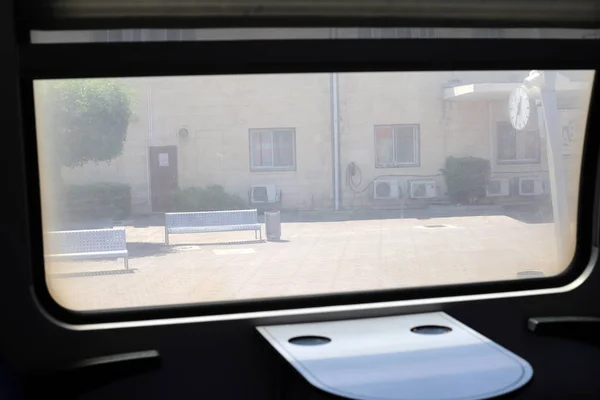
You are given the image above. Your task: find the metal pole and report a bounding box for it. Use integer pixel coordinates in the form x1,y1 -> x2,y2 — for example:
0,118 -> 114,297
332,72 -> 341,211
146,80 -> 154,211
329,28 -> 341,211
538,71 -> 571,265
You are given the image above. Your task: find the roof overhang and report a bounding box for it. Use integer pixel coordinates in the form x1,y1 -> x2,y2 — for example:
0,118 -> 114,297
444,81 -> 590,102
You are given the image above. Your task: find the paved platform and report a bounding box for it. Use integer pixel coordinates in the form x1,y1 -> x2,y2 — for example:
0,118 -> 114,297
46,215 -> 563,311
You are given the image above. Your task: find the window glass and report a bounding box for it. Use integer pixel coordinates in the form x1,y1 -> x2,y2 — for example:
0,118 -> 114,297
497,126 -> 517,161
250,129 -> 296,170
394,125 -> 419,166
273,130 -> 295,168
34,70 -> 593,311
375,126 -> 394,165
497,122 -> 540,164
375,125 -> 419,167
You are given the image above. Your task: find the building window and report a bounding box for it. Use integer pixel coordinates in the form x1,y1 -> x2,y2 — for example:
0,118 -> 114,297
250,128 -> 296,171
375,124 -> 420,168
496,122 -> 541,164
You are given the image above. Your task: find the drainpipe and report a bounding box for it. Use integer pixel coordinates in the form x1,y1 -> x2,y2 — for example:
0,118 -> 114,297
146,80 -> 154,210
330,29 -> 341,211
488,102 -> 494,170
331,72 -> 341,211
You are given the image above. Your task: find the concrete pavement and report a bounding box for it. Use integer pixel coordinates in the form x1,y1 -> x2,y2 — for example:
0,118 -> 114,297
46,214 -> 562,311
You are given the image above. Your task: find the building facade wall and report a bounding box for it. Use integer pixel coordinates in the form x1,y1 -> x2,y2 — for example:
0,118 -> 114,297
149,74 -> 334,210
338,72 -> 447,208
57,71 -> 591,214
62,74 -> 334,212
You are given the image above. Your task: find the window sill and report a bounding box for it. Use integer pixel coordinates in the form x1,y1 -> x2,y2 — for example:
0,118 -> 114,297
250,168 -> 297,173
496,160 -> 541,165
375,164 -> 420,169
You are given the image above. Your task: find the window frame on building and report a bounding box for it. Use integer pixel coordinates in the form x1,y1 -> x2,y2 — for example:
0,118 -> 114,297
249,128 -> 297,172
496,121 -> 541,165
374,124 -> 421,168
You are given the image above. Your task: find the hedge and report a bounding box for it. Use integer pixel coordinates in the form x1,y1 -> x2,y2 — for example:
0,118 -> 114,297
64,182 -> 132,221
441,156 -> 491,204
173,185 -> 246,212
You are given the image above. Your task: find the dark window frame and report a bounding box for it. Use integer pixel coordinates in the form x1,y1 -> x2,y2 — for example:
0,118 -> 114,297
249,128 -> 297,172
15,39 -> 600,325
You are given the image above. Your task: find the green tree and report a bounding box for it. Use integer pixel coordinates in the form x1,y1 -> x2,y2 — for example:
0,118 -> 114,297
40,79 -> 133,228
47,79 -> 133,168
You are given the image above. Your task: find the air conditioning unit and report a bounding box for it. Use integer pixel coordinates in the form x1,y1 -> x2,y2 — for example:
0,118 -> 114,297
409,180 -> 437,199
373,179 -> 400,200
486,179 -> 510,197
250,184 -> 279,203
518,177 -> 544,196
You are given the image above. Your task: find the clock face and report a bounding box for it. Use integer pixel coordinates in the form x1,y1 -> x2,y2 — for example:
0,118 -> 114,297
508,86 -> 533,131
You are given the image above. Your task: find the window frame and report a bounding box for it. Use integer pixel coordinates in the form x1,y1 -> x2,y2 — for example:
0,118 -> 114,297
249,128 -> 297,172
17,39 -> 600,325
496,121 -> 541,165
374,124 -> 420,168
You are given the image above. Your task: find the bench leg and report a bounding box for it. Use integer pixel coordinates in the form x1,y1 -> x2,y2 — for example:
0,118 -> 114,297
255,230 -> 257,240
260,228 -> 262,241
165,227 -> 169,245
124,256 -> 129,270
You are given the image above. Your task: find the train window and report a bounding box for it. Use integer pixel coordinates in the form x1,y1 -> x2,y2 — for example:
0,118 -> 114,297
34,69 -> 594,312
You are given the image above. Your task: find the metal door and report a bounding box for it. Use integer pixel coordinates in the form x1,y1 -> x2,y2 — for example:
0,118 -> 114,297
149,146 -> 178,212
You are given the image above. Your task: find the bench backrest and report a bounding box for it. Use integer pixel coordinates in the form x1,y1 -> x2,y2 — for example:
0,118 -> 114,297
166,209 -> 258,228
44,228 -> 127,254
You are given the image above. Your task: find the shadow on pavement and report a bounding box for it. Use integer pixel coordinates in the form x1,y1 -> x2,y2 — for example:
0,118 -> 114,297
51,268 -> 137,279
131,213 -> 166,227
127,242 -> 176,259
169,239 -> 267,247
126,203 -> 554,227
502,203 -> 554,224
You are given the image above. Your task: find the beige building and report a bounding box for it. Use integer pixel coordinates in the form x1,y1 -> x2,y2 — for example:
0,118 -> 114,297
55,70 -> 591,214
35,28 -> 593,215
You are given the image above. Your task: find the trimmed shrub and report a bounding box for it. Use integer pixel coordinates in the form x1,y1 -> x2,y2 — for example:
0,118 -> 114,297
441,156 -> 491,204
173,185 -> 246,212
64,182 -> 132,221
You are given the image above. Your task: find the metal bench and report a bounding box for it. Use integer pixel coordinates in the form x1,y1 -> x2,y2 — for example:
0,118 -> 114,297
165,209 -> 261,245
44,228 -> 129,269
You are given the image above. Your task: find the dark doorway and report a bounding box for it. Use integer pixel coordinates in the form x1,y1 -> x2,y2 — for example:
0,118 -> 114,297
149,146 -> 178,212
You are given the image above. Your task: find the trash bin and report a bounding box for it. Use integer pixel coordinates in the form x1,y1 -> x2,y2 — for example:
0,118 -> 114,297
265,211 -> 281,241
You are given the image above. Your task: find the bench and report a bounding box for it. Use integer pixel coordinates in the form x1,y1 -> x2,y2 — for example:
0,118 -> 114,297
165,209 -> 261,245
44,228 -> 129,269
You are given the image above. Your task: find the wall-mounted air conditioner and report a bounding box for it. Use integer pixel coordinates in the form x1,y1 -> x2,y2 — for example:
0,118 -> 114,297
409,180 -> 437,199
373,179 -> 400,200
486,179 -> 510,197
250,184 -> 280,203
518,177 -> 544,196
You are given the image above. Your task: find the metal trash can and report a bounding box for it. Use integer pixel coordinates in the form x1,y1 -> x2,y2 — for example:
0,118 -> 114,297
264,211 -> 281,241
